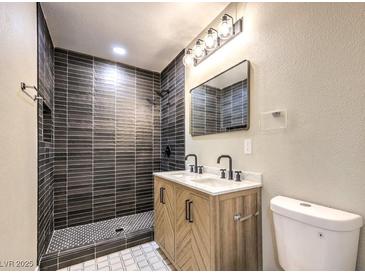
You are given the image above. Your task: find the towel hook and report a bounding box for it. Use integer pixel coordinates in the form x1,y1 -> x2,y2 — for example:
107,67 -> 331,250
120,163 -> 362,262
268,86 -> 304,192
20,82 -> 43,101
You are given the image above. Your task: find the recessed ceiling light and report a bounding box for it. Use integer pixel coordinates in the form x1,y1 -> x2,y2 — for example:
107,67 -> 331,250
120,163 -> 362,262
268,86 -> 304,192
113,47 -> 126,55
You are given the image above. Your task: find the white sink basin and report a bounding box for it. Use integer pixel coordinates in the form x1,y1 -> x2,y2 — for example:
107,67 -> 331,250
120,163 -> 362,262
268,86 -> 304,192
169,171 -> 196,178
191,178 -> 233,187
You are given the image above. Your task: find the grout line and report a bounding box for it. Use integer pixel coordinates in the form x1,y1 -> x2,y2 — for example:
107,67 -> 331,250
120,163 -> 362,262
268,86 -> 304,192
114,63 -> 117,218
134,67 -> 137,215
92,56 -> 95,223
66,50 -> 69,228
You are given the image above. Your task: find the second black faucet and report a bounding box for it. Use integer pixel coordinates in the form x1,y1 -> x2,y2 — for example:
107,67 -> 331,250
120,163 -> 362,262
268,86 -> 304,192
185,154 -> 198,173
217,155 -> 233,180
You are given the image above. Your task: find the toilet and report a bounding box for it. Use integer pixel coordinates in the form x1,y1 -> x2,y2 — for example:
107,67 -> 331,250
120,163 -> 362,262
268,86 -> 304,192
271,196 -> 363,270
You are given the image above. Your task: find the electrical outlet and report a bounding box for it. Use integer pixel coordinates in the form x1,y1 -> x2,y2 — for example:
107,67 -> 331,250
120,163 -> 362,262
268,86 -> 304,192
244,139 -> 252,154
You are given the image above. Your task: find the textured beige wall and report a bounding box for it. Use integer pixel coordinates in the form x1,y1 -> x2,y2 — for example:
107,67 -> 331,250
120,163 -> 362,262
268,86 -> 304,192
185,3 -> 365,270
0,3 -> 38,270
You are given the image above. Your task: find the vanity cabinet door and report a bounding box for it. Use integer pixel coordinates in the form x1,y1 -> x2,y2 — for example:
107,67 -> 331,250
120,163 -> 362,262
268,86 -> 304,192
154,178 -> 175,260
175,188 -> 211,271
163,180 -> 175,260
154,179 -> 165,249
218,191 -> 259,270
190,193 -> 211,270
175,187 -> 192,270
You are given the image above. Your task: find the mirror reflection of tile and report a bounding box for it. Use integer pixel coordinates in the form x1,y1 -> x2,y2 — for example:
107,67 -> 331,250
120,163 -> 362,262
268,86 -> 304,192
191,61 -> 249,136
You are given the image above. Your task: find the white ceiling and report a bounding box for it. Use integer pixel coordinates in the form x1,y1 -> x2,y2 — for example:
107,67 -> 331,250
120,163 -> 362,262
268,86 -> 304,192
41,2 -> 228,72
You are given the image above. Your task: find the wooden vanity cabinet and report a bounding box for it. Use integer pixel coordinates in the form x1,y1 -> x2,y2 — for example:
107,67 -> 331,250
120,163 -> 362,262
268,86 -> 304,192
154,178 -> 175,260
175,187 -> 211,270
154,176 -> 262,271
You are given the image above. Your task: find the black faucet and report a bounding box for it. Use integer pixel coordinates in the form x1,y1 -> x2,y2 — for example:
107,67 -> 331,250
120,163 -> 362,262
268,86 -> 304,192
217,155 -> 233,180
185,154 -> 198,173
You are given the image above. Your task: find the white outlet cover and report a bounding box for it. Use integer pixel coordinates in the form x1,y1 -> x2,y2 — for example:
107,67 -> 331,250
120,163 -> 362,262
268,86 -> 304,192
244,139 -> 252,154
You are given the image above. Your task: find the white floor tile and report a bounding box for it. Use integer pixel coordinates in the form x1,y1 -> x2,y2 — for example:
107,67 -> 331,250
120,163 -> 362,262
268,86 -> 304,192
137,259 -> 149,268
151,261 -> 165,270
70,264 -> 83,271
97,261 -> 109,269
57,241 -> 173,272
110,264 -> 124,271
123,257 -> 135,266
126,263 -> 139,271
122,253 -> 133,260
97,266 -> 110,271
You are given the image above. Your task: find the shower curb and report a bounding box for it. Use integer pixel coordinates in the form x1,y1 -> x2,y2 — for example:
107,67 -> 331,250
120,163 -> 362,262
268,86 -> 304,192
39,228 -> 154,270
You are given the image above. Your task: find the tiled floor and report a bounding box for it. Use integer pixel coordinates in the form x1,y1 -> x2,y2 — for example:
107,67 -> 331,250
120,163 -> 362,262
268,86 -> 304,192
58,241 -> 174,271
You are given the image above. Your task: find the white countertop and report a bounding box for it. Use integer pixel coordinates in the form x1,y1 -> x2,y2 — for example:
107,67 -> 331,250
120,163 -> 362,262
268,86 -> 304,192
153,170 -> 262,196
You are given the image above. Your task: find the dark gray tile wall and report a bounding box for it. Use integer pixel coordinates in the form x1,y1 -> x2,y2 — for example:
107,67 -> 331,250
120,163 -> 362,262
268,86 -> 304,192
37,3 -> 54,262
191,79 -> 248,136
54,49 -> 161,229
221,80 -> 248,130
160,51 -> 185,171
191,85 -> 221,136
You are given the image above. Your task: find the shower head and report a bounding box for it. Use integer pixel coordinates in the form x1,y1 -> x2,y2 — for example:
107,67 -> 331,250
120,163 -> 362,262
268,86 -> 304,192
147,89 -> 170,105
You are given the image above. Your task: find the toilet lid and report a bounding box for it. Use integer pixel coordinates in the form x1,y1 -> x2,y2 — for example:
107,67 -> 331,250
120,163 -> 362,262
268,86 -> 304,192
270,196 -> 363,231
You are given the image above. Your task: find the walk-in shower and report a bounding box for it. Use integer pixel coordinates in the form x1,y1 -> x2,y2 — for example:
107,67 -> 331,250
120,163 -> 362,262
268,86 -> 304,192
37,4 -> 185,270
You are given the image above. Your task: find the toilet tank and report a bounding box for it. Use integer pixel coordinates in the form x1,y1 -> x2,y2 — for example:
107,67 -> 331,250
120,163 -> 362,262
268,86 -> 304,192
271,196 -> 363,271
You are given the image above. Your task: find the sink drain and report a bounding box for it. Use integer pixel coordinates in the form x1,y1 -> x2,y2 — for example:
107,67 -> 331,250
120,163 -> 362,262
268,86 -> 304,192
115,227 -> 124,233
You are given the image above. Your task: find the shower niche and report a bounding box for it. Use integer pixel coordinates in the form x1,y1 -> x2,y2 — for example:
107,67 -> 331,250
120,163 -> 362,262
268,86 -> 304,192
42,101 -> 52,143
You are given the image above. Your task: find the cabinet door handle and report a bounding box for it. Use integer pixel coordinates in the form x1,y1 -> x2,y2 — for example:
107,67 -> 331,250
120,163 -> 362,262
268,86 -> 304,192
159,187 -> 164,204
185,199 -> 190,220
161,187 -> 166,204
188,201 -> 193,223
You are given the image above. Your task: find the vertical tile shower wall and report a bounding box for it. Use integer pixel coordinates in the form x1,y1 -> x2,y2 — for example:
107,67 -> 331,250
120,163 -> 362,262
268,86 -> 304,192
160,51 -> 185,171
37,4 -> 54,262
54,49 -> 161,229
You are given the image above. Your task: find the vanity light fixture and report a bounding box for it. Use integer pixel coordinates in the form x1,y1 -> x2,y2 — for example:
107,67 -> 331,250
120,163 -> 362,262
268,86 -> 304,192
218,14 -> 234,40
193,39 -> 206,60
204,28 -> 219,51
183,48 -> 194,66
183,14 -> 242,67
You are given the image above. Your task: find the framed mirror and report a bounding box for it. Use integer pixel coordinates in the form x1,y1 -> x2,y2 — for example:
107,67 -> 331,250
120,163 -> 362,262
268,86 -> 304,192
190,60 -> 250,136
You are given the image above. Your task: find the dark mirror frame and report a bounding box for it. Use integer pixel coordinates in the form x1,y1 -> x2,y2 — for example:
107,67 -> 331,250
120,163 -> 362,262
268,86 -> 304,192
189,60 -> 250,136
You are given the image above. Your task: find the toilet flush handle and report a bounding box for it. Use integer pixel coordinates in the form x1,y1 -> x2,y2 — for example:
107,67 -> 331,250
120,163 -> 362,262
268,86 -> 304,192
233,211 -> 259,222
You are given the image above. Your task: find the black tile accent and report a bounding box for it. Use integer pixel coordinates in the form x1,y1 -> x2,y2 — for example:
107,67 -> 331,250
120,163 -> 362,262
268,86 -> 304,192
39,252 -> 58,271
58,245 -> 95,270
95,238 -> 126,258
37,3 -> 54,263
127,234 -> 154,249
160,50 -> 185,171
54,49 -> 161,228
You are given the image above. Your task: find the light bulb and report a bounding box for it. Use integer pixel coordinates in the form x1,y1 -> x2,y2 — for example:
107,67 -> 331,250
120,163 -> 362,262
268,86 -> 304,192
183,49 -> 194,66
193,40 -> 206,60
113,47 -> 127,55
204,28 -> 218,51
218,14 -> 233,40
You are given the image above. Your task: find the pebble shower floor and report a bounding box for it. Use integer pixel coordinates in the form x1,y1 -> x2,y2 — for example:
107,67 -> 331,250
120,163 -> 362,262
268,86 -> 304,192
40,211 -> 156,270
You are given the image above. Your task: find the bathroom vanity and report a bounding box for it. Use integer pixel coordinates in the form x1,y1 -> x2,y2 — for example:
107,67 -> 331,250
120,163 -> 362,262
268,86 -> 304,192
153,170 -> 262,271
